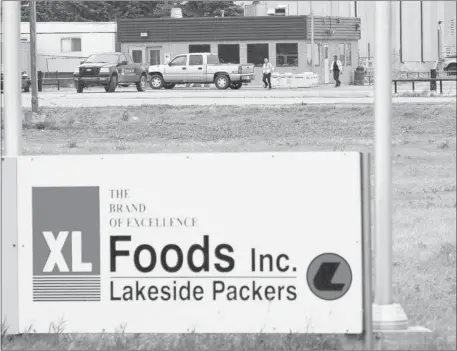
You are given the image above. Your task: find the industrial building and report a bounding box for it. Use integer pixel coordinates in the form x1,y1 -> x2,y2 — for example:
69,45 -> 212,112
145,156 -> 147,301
117,15 -> 361,85
244,1 -> 457,70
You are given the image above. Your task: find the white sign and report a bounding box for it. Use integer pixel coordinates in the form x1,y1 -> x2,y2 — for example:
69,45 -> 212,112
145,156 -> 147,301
15,152 -> 363,334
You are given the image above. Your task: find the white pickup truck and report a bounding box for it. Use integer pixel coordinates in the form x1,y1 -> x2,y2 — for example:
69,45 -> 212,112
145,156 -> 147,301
148,53 -> 255,90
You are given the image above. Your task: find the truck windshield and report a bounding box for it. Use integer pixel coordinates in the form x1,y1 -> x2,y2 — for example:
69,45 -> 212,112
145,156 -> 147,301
207,54 -> 220,65
85,54 -> 119,64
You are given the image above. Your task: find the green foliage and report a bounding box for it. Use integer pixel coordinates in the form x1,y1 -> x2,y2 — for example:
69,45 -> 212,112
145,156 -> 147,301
20,1 -> 244,22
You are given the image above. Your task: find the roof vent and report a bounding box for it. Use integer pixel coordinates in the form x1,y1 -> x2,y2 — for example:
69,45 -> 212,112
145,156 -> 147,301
170,7 -> 183,18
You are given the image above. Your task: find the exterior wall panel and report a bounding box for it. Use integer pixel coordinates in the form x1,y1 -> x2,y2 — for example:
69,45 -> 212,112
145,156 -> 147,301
118,17 -> 307,43
306,16 -> 361,41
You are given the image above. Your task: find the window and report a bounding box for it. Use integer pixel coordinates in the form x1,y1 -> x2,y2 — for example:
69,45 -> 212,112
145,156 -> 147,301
189,54 -> 203,66
126,54 -> 134,64
306,43 -> 320,66
218,44 -> 240,64
207,54 -> 220,65
276,43 -> 298,67
189,44 -> 211,53
149,49 -> 160,65
247,44 -> 269,66
119,54 -> 128,64
169,55 -> 187,66
61,38 -> 81,53
132,50 -> 143,64
345,43 -> 352,66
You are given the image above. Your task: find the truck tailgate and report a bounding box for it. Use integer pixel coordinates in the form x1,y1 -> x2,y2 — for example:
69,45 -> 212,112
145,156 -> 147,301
240,64 -> 254,74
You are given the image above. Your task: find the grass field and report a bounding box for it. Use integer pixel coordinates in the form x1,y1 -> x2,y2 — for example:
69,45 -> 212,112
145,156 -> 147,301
1,103 -> 456,350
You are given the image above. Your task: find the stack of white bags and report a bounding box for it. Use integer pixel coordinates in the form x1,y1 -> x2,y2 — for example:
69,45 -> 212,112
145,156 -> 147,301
271,72 -> 319,88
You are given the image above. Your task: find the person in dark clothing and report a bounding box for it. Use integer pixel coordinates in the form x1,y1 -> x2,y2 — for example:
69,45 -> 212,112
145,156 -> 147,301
330,55 -> 343,87
262,58 -> 274,89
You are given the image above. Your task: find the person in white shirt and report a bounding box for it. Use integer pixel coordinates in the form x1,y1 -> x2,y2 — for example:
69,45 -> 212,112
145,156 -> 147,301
329,55 -> 343,87
262,58 -> 274,89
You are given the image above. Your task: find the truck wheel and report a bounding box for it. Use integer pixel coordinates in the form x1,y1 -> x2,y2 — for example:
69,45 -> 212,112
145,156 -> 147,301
230,82 -> 242,90
76,83 -> 84,93
215,74 -> 230,90
164,83 -> 175,90
107,75 -> 117,93
136,74 -> 147,92
104,86 -> 109,92
150,74 -> 164,89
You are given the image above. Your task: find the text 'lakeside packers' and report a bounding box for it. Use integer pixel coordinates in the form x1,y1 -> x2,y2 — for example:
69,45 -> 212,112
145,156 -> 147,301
110,280 -> 297,302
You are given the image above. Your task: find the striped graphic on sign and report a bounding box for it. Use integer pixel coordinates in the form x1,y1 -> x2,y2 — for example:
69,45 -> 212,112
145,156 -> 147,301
33,275 -> 101,302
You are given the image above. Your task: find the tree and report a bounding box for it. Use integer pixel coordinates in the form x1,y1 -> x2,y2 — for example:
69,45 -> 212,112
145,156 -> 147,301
182,1 -> 244,17
20,1 -> 244,22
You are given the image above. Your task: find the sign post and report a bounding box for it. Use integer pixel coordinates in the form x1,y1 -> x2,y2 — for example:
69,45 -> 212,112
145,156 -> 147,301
372,0 -> 408,331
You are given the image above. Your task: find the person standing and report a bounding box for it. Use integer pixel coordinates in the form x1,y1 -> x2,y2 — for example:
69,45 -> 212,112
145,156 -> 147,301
262,58 -> 274,89
330,55 -> 343,87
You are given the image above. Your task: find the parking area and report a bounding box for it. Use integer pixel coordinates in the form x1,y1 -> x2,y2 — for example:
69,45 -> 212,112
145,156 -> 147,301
4,82 -> 455,107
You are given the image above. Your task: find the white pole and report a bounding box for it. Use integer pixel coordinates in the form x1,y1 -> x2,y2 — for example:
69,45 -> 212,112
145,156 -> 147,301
310,1 -> 314,72
3,0 -> 22,156
374,0 -> 392,307
372,1 -> 409,331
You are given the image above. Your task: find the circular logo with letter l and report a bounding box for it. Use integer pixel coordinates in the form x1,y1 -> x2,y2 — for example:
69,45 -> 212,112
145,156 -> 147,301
306,253 -> 352,301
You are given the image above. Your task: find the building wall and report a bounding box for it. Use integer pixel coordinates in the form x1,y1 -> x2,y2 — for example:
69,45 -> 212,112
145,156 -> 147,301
0,22 -> 117,73
121,38 -> 358,85
248,1 -> 456,70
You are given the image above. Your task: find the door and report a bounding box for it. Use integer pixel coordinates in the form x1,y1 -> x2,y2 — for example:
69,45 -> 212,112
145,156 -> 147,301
129,47 -> 145,65
164,55 -> 188,83
118,54 -> 136,83
323,44 -> 329,84
187,54 -> 205,83
148,49 -> 161,66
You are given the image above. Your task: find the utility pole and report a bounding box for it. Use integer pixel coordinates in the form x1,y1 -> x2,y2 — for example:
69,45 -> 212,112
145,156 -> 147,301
310,1 -> 314,72
30,0 -> 39,112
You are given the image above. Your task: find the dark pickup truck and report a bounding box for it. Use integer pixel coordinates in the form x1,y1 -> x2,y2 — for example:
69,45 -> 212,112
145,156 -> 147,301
73,52 -> 149,93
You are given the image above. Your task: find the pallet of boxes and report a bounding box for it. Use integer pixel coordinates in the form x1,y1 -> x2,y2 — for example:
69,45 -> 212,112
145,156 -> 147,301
271,72 -> 319,89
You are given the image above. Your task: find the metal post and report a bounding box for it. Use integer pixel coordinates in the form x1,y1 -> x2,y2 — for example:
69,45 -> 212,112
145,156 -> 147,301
372,0 -> 408,331
30,0 -> 39,112
310,1 -> 314,72
3,0 -> 22,156
430,69 -> 437,91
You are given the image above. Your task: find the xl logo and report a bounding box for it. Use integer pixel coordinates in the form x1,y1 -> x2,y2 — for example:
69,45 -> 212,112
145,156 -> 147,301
42,231 -> 92,273
32,187 -> 101,302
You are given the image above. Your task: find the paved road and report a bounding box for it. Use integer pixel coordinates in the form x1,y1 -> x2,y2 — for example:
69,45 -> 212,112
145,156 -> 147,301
5,84 -> 456,107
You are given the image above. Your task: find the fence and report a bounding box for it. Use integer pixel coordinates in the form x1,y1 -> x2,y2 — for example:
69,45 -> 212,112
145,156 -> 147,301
37,71 -> 74,91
